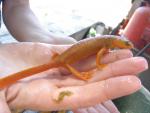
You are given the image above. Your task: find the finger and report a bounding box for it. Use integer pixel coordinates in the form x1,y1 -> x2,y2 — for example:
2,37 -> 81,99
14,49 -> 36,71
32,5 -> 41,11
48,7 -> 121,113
73,108 -> 88,113
51,76 -> 141,110
94,104 -> 110,113
0,91 -> 11,113
102,100 -> 120,113
0,101 -> 11,113
54,56 -> 147,88
58,57 -> 148,87
74,49 -> 133,71
101,49 -> 133,64
73,103 -> 118,113
87,107 -> 101,113
90,57 -> 148,82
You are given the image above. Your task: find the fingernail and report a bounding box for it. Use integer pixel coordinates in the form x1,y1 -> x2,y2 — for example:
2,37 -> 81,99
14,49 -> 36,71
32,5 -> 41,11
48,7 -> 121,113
120,76 -> 142,92
106,76 -> 142,99
133,57 -> 148,70
125,76 -> 142,88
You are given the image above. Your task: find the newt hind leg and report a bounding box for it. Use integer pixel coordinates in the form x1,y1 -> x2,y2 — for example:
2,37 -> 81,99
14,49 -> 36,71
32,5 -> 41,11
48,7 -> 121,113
96,48 -> 109,69
65,64 -> 93,80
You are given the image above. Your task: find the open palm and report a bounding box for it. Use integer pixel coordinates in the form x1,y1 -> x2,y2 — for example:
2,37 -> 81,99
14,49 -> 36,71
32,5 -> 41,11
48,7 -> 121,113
0,42 -> 147,113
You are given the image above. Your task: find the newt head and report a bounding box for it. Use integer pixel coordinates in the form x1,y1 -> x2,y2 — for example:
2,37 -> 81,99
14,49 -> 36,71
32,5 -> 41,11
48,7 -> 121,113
112,39 -> 134,49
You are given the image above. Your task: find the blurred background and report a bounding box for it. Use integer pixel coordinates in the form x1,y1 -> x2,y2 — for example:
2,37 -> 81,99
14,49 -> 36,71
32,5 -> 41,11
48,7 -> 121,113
0,0 -> 132,43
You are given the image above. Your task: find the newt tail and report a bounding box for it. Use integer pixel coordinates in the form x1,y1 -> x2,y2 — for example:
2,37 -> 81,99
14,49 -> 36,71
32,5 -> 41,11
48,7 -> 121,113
0,61 -> 60,88
0,35 -> 133,89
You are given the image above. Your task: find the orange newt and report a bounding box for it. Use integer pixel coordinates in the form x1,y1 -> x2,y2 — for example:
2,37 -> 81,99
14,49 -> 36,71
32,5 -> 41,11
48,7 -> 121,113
0,35 -> 133,89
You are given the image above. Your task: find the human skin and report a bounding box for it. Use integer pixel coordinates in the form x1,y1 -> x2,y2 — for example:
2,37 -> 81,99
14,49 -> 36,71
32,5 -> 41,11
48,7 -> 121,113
1,1 -> 148,113
1,0 -> 121,112
0,43 -> 148,113
2,0 -> 76,44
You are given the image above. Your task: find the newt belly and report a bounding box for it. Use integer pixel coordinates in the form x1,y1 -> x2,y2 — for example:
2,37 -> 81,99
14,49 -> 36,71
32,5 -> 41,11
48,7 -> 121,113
0,35 -> 133,88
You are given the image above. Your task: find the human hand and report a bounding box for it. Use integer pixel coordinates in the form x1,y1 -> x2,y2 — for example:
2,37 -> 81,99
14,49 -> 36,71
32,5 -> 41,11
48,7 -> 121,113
72,100 -> 119,113
0,42 -> 148,113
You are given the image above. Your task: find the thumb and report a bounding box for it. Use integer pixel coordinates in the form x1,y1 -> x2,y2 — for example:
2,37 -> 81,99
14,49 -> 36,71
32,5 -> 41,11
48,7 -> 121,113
0,90 -> 11,113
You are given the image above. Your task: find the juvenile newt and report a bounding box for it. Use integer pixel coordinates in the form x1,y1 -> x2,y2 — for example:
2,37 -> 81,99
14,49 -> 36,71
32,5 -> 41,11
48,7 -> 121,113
0,35 -> 133,88
55,91 -> 73,103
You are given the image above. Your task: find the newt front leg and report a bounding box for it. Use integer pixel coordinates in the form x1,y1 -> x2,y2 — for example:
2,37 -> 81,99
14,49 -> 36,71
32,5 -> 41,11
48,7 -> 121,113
64,48 -> 109,80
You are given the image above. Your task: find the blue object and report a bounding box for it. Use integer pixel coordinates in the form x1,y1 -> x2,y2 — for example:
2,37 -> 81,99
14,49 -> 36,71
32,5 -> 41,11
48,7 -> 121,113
0,0 -> 2,27
0,0 -> 4,27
